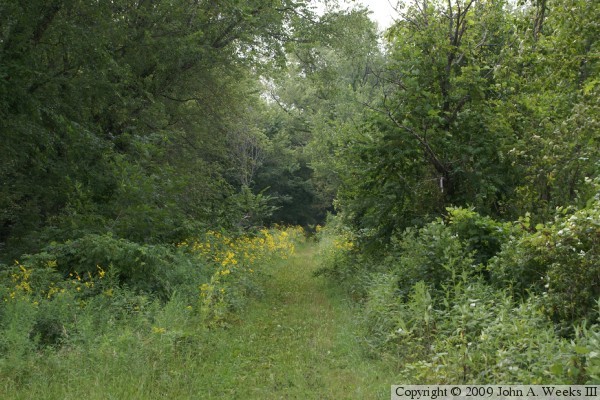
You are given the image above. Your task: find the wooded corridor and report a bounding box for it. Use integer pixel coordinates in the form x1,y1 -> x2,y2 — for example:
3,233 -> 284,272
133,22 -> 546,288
1,0 -> 598,394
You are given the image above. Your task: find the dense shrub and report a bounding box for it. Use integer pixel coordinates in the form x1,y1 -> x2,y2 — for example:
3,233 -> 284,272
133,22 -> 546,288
363,276 -> 596,383
316,209 -> 509,300
22,234 -> 205,301
445,207 -> 512,267
319,202 -> 600,383
388,219 -> 475,298
0,236 -> 191,355
575,316 -> 600,383
362,277 -> 436,358
313,216 -> 375,299
491,200 -> 600,326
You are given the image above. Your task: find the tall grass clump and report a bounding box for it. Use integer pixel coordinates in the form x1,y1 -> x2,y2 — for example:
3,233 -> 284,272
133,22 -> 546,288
313,214 -> 374,299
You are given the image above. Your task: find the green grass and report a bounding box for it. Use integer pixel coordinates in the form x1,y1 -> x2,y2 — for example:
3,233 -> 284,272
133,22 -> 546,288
0,243 -> 400,399
194,243 -> 400,399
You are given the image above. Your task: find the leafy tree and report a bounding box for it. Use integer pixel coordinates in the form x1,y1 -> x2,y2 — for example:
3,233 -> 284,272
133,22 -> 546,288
496,0 -> 600,219
332,0 -> 520,244
257,6 -> 383,227
0,0 -> 315,260
330,0 -> 599,245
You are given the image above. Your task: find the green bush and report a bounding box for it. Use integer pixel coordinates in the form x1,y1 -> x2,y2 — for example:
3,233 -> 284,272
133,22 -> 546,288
573,312 -> 600,384
358,204 -> 600,383
318,209 -> 511,303
360,273 -> 407,352
446,207 -> 512,267
24,234 -> 208,301
313,215 -> 371,298
363,275 -> 595,383
362,277 -> 439,360
398,289 -> 588,384
0,297 -> 38,358
389,219 -> 475,298
491,200 -> 600,326
489,229 -> 548,296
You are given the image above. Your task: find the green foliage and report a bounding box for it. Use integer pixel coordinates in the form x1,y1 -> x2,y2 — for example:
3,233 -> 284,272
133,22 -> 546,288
0,0 -> 316,261
330,0 -> 520,244
446,207 -> 512,267
225,186 -> 279,231
313,214 -> 374,299
324,0 -> 599,250
22,234 -> 203,301
491,0 -> 600,219
0,297 -> 38,359
491,199 -> 600,326
362,277 -> 434,357
262,7 -> 383,228
0,242 -> 401,399
388,218 -> 476,297
0,234 -> 205,357
316,208 -> 508,299
0,226 -> 300,369
308,0 -> 599,383
362,273 -> 596,383
1,0 -> 598,389
575,313 -> 600,383
324,200 -> 600,382
404,288 -> 588,384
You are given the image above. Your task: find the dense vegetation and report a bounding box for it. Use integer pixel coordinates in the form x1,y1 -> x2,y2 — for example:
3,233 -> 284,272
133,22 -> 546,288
1,0 -> 598,391
311,0 -> 600,384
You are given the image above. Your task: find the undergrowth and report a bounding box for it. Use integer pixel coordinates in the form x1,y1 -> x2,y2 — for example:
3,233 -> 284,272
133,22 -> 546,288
0,226 -> 305,393
316,200 -> 600,384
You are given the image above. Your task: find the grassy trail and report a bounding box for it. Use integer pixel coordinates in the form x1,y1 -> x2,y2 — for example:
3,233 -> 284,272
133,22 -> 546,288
196,242 -> 398,399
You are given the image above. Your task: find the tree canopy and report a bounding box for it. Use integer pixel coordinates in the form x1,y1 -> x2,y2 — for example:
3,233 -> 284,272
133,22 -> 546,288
1,0 -> 598,262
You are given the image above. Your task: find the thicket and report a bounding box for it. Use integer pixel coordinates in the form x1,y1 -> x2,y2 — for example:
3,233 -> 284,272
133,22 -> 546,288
317,199 -> 600,383
0,2 -> 318,389
0,0 -> 326,264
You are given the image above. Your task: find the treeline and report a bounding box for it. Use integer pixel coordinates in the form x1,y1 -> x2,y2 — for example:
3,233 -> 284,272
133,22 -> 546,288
314,0 -> 599,239
0,1 -> 328,379
1,1 -> 382,369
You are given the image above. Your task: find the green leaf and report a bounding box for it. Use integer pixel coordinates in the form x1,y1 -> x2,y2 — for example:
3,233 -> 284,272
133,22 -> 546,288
550,363 -> 564,375
574,345 -> 590,355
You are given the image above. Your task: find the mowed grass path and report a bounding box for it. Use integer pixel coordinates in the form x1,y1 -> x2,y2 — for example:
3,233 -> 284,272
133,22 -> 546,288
1,243 -> 399,399
197,243 -> 398,399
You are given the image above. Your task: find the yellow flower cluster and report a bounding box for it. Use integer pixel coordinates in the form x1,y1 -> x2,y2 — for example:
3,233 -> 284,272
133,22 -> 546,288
67,271 -> 99,292
180,226 -> 304,327
333,238 -> 354,251
152,326 -> 166,334
6,262 -> 33,300
2,262 -> 110,303
180,226 -> 302,272
315,224 -> 356,269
